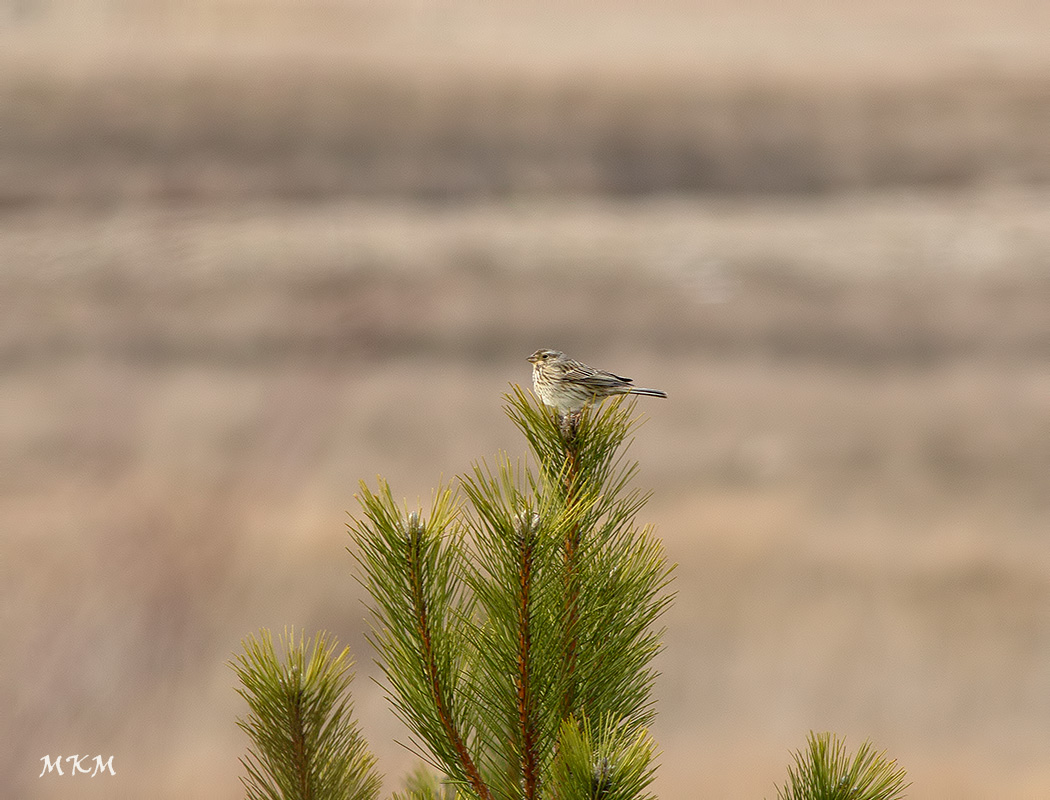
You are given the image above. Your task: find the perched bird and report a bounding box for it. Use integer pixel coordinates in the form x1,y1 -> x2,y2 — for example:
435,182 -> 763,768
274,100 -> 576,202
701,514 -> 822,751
528,348 -> 667,414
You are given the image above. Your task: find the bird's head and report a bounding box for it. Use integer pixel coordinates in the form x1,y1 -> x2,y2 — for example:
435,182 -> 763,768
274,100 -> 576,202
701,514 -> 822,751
527,348 -> 563,364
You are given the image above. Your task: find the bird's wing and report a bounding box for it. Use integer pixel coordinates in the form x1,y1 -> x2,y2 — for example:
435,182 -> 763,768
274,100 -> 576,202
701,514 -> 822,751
563,360 -> 633,389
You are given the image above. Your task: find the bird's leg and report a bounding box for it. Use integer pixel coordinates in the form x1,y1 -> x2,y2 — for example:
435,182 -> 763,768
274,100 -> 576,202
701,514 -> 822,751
558,410 -> 581,443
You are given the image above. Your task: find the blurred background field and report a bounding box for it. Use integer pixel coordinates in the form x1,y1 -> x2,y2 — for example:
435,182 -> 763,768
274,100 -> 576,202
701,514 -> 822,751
3,2 -> 1050,798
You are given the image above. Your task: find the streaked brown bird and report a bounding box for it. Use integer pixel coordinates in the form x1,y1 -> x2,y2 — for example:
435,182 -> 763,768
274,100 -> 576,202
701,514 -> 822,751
527,348 -> 667,414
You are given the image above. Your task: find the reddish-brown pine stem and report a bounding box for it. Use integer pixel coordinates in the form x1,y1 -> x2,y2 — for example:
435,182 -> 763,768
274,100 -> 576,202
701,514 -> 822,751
517,529 -> 539,799
560,414 -> 582,722
289,687 -> 312,800
406,529 -> 493,800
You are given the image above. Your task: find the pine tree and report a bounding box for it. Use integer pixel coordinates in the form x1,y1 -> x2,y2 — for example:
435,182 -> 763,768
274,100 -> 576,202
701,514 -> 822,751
349,389 -> 673,800
231,388 -> 910,800
232,628 -> 382,800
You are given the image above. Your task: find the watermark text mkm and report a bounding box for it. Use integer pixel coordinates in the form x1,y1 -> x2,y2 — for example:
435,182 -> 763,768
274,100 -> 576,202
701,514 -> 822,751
40,755 -> 116,777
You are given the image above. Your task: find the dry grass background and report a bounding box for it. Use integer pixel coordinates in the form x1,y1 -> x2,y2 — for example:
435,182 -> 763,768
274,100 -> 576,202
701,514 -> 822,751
3,2 -> 1050,799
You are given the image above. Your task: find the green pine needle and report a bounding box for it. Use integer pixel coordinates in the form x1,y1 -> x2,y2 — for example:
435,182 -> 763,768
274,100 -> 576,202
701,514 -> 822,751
231,628 -> 381,800
774,732 -> 910,800
550,715 -> 658,800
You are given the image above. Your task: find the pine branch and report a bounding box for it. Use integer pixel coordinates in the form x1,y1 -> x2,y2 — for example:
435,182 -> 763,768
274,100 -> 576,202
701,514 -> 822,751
503,387 -> 635,506
774,732 -> 910,800
349,483 -> 492,800
550,715 -> 658,800
405,518 -> 485,800
459,456 -> 565,800
515,513 -> 540,799
231,628 -> 381,800
504,387 -> 674,730
560,432 -> 583,725
505,388 -> 651,725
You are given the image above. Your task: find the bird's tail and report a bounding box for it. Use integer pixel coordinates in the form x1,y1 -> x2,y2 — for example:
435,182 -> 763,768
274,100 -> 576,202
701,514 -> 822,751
626,388 -> 667,399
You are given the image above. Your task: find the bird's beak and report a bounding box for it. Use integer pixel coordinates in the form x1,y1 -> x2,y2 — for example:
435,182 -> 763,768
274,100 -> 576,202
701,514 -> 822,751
527,353 -> 538,363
